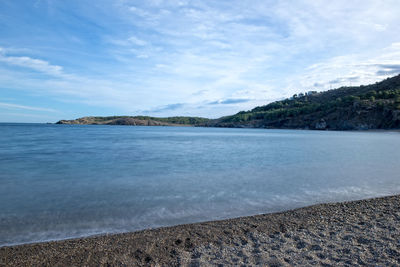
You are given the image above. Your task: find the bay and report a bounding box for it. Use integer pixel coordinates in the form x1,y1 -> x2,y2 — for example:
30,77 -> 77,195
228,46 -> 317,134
1,123 -> 400,246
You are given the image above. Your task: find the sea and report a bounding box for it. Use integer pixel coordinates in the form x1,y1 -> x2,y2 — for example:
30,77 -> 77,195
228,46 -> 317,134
1,123 -> 400,246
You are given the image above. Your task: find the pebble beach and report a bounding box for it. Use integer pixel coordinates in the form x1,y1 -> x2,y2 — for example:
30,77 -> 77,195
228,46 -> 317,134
1,195 -> 400,266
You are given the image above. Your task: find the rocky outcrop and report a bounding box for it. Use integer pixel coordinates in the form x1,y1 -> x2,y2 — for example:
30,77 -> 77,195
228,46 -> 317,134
315,119 -> 327,130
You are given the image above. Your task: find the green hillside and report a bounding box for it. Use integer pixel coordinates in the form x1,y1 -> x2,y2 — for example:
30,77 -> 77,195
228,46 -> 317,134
205,74 -> 400,130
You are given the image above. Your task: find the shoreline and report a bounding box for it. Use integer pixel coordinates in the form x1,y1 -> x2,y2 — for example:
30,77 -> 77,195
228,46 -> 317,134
2,122 -> 400,133
1,195 -> 400,266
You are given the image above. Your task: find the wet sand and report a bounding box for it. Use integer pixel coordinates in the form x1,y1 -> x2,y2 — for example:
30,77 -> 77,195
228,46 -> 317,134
1,195 -> 400,266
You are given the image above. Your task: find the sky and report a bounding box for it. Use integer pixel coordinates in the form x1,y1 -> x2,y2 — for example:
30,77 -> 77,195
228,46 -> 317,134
1,0 -> 400,122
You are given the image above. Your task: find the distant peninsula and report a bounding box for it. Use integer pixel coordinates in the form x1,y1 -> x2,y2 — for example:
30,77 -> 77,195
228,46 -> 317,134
57,74 -> 400,130
56,116 -> 210,126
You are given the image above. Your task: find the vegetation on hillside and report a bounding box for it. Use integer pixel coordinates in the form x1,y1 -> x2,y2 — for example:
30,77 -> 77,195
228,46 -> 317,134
133,116 -> 210,125
206,74 -> 400,130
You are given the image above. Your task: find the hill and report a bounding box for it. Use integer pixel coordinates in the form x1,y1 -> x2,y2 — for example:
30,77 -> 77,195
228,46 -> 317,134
205,74 -> 400,130
57,74 -> 400,130
56,116 -> 210,126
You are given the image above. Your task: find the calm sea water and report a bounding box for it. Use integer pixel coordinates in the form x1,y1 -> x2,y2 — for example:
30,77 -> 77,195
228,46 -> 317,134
1,123 -> 400,246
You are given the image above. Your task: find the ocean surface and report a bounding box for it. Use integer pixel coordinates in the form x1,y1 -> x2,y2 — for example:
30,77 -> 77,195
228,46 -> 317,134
1,123 -> 400,246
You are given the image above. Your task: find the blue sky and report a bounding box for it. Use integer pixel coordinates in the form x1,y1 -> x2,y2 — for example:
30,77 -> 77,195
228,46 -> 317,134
1,0 -> 400,122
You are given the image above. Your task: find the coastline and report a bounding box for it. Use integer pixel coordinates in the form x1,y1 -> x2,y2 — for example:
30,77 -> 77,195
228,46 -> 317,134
1,195 -> 400,266
2,122 -> 400,133
54,123 -> 400,132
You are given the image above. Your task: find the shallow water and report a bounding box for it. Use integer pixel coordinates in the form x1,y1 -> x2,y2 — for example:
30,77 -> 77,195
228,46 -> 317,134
1,123 -> 400,246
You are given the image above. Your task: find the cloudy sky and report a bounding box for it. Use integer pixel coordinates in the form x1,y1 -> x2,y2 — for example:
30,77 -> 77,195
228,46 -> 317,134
1,0 -> 400,122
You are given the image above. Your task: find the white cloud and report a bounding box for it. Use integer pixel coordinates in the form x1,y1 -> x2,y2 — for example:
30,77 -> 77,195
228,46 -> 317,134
0,101 -> 57,112
281,42 -> 400,96
0,49 -> 64,77
128,36 -> 148,46
128,6 -> 151,18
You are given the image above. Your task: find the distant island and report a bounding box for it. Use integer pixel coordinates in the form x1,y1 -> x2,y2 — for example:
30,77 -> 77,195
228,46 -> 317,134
57,74 -> 400,130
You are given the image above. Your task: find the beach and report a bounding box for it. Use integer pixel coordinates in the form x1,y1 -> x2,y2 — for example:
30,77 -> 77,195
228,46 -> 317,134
1,194 -> 400,266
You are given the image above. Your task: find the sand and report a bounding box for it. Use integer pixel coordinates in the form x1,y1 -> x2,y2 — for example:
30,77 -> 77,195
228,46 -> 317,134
1,195 -> 400,266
